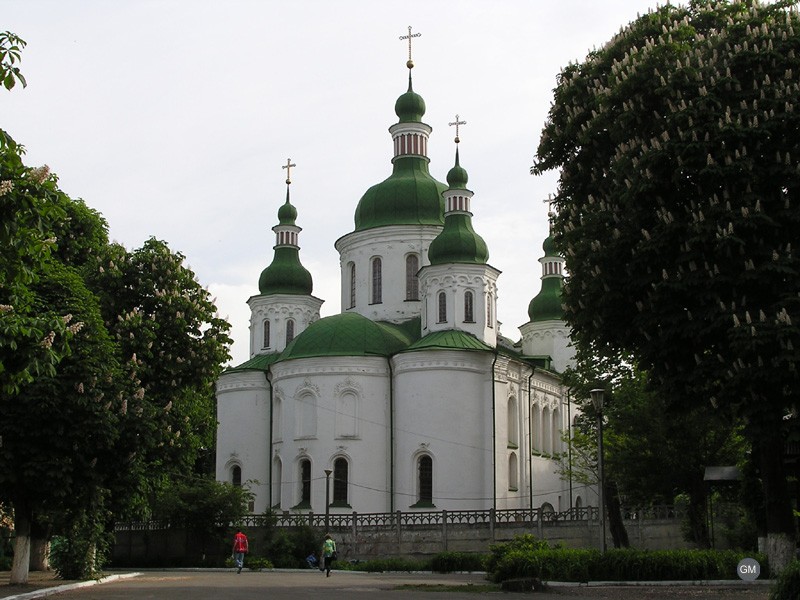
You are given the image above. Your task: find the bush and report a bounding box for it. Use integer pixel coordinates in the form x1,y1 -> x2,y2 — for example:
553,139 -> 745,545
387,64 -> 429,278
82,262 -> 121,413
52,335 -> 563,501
771,560 -> 800,600
430,551 -> 487,573
485,535 -> 768,584
339,556 -> 431,572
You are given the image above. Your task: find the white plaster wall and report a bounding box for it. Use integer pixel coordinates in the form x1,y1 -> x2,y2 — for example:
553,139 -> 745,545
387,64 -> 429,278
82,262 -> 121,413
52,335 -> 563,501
418,263 -> 500,345
335,225 -> 442,324
247,293 -> 323,355
270,356 -> 392,514
215,370 -> 271,512
519,320 -> 576,373
392,350 -> 495,510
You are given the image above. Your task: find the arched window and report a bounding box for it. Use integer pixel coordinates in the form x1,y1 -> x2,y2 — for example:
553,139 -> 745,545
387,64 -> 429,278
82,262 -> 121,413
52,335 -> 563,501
464,291 -> 474,322
437,292 -> 447,323
487,293 -> 494,328
552,408 -> 561,453
286,319 -> 295,344
542,406 -> 552,454
371,257 -> 382,304
297,392 -> 317,439
532,405 -> 541,453
335,391 -> 358,438
508,453 -> 518,490
507,396 -> 519,447
263,320 -> 270,348
272,458 -> 282,508
417,455 -> 433,506
231,465 -> 242,487
349,262 -> 356,309
332,457 -> 349,506
298,458 -> 311,507
272,396 -> 282,441
406,254 -> 419,300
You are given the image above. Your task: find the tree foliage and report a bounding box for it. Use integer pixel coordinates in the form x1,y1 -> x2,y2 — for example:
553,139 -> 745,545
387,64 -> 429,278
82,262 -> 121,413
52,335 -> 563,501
534,0 -> 800,567
0,31 -> 26,90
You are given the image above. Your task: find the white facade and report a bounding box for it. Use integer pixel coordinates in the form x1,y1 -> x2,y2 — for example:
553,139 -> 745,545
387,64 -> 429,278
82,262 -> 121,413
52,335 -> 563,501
215,66 -> 588,518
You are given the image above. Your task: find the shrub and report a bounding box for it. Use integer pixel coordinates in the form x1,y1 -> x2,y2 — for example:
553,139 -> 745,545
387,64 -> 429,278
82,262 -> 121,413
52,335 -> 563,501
339,556 -> 431,572
770,560 -> 800,600
246,556 -> 273,570
430,551 -> 487,573
485,534 -> 550,575
485,535 -> 768,584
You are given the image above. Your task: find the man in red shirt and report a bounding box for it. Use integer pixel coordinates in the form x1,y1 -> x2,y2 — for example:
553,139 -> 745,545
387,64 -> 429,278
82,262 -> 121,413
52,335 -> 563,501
232,529 -> 248,574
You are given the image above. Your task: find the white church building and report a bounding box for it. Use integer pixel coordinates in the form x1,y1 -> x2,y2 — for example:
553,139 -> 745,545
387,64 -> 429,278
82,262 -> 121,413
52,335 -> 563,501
215,56 -> 590,517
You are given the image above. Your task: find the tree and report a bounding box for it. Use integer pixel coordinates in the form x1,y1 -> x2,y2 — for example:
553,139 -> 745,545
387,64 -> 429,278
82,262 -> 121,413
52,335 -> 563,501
0,32 -> 26,90
534,0 -> 800,571
84,238 -> 232,516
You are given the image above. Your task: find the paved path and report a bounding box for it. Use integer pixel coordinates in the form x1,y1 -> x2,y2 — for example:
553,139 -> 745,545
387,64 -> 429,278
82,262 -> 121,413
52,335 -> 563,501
0,570 -> 772,600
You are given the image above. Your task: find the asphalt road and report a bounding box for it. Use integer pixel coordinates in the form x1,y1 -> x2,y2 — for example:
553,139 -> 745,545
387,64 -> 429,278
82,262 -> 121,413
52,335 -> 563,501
3,570 -> 772,600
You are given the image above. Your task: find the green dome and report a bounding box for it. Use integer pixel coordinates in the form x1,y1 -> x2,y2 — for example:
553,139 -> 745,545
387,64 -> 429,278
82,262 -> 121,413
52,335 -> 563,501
542,234 -> 557,256
258,247 -> 313,295
527,277 -> 564,321
353,157 -> 447,231
277,197 -> 297,225
446,148 -> 468,189
394,74 -> 425,123
427,214 -> 489,265
278,312 -> 412,360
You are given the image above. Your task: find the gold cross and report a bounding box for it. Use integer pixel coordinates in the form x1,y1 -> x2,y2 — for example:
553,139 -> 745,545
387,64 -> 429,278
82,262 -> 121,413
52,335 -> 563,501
399,26 -> 421,68
543,194 -> 555,219
282,158 -> 296,184
449,114 -> 466,143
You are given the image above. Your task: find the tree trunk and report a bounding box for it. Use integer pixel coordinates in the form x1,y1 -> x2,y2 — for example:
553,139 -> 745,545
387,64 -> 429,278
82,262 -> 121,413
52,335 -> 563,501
10,502 -> 31,585
687,480 -> 710,548
606,480 -> 629,548
29,517 -> 51,571
759,432 -> 796,574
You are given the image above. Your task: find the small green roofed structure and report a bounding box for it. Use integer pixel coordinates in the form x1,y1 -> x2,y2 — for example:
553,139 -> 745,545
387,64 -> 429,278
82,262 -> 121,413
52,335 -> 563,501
527,233 -> 564,322
278,312 -> 413,361
353,72 -> 447,232
258,188 -> 313,296
427,146 -> 488,265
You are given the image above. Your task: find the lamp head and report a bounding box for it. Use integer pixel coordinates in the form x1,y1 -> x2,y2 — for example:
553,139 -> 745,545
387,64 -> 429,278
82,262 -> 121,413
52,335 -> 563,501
590,388 -> 605,412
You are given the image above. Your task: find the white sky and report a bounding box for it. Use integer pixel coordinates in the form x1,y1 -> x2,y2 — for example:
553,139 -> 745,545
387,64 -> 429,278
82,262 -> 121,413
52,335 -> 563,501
4,1 -> 658,366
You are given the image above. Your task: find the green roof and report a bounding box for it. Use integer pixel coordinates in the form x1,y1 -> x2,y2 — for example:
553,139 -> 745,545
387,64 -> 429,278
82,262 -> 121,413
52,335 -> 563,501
277,312 -> 414,361
223,352 -> 281,374
427,213 -> 489,265
258,247 -> 313,295
353,157 -> 446,231
395,73 -> 425,123
405,329 -> 492,352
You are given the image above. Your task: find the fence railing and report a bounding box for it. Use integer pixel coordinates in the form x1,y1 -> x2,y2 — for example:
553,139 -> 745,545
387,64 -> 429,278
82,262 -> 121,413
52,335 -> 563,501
115,504 -> 681,532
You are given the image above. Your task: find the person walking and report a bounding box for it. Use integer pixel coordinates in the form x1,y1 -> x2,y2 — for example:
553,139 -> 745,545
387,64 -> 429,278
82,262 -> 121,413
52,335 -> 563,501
232,528 -> 249,574
320,533 -> 337,577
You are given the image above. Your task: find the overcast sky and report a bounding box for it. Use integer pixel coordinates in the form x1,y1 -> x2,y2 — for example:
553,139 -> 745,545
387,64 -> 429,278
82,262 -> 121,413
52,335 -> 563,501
4,1 -> 659,366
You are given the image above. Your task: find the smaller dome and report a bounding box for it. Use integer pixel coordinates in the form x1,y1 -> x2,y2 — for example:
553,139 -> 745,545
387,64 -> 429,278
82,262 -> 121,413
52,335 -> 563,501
258,248 -> 313,296
278,312 -> 411,360
427,214 -> 489,265
395,74 -> 425,123
277,197 -> 297,225
446,148 -> 468,189
527,278 -> 564,321
542,234 -> 557,257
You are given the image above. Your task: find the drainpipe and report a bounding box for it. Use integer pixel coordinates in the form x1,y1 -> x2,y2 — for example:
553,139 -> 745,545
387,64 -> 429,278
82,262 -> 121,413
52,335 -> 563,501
527,366 -> 535,510
566,389 -> 573,510
267,368 -> 273,510
389,357 -> 395,513
491,350 -> 498,511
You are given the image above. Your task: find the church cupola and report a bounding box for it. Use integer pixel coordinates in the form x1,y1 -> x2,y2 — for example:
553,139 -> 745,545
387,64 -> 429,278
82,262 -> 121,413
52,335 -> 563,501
249,160 -> 323,357
418,121 -> 500,345
258,162 -> 313,296
527,232 -> 565,322
427,125 -> 488,266
352,29 -> 446,233
519,207 -> 574,372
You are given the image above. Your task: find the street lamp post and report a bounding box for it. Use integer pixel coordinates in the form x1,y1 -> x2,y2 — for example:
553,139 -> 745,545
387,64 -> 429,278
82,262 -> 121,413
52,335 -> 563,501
324,468 -> 332,531
590,388 -> 607,553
